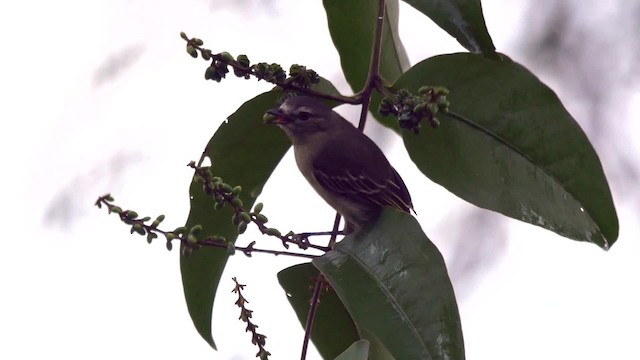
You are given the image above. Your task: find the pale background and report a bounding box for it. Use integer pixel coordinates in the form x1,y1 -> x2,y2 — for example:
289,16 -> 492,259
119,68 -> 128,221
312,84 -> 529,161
1,0 -> 639,359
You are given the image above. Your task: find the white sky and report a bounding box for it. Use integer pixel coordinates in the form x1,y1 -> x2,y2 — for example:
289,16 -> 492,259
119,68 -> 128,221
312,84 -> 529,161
1,0 -> 638,359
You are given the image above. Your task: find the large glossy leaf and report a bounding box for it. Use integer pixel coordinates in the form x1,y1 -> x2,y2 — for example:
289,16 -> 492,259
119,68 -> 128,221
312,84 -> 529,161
324,0 -> 409,91
335,340 -> 370,360
180,80 -> 340,348
323,0 -> 409,129
402,0 -> 497,57
278,263 -> 360,359
396,53 -> 618,248
314,209 -> 464,360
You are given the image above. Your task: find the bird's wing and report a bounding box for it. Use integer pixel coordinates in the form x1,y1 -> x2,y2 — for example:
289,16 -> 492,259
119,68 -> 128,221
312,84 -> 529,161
311,138 -> 414,213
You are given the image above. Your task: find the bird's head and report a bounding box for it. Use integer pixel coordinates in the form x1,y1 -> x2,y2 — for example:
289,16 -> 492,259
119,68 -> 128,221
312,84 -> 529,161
264,96 -> 344,144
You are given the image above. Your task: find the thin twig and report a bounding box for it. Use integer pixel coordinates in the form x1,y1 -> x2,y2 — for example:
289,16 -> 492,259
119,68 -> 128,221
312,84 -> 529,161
357,0 -> 386,130
300,273 -> 325,360
95,195 -> 319,259
186,42 -> 359,105
232,277 -> 271,359
188,163 -> 331,252
300,213 -> 342,359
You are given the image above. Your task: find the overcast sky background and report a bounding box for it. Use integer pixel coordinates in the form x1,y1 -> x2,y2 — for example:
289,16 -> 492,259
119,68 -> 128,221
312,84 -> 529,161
1,0 -> 639,359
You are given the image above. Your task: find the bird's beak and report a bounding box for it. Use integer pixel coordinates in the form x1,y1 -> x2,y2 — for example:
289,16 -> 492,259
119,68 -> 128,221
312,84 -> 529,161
264,108 -> 292,124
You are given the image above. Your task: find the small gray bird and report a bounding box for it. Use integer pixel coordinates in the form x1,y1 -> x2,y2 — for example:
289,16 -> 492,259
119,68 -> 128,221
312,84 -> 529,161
265,95 -> 414,233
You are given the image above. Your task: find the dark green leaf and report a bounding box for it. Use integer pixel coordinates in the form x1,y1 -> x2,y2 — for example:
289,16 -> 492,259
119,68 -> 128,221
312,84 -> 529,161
335,340 -> 370,360
277,263 -> 360,360
324,0 -> 409,91
402,0 -> 497,57
180,80 -> 340,348
323,0 -> 409,130
396,53 -> 618,248
359,328 -> 396,360
314,209 -> 464,360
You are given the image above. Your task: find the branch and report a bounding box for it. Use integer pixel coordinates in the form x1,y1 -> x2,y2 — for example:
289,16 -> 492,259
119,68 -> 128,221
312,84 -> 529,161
300,274 -> 325,360
181,35 -> 358,105
95,195 -> 319,259
356,0 -> 386,130
300,213 -> 342,359
232,277 -> 271,360
188,162 -> 332,252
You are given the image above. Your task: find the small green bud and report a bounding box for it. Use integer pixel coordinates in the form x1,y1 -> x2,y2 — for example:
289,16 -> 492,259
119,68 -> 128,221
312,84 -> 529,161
193,38 -> 204,46
174,227 -> 187,236
239,212 -> 252,223
263,112 -> 277,123
194,175 -> 205,184
214,201 -> 225,210
221,183 -> 233,193
125,210 -> 139,219
418,86 -> 433,95
231,197 -> 243,208
182,246 -> 193,257
105,194 -> 115,202
236,54 -> 250,67
219,51 -> 234,63
233,68 -> 247,78
141,216 -> 151,222
204,66 -> 216,80
201,49 -> 212,61
187,234 -> 198,246
238,222 -> 247,234
232,186 -> 242,195
413,102 -> 427,114
186,45 -> 198,58
165,232 -> 176,241
253,202 -> 263,213
436,87 -> 450,95
166,241 -> 173,251
110,206 -> 122,214
226,242 -> 236,255
265,228 -> 281,237
438,99 -> 450,110
203,168 -> 213,179
231,214 -> 240,225
131,224 -> 145,235
180,32 -> 188,40
256,214 -> 268,224
147,232 -> 157,244
189,225 -> 203,236
156,215 -> 165,223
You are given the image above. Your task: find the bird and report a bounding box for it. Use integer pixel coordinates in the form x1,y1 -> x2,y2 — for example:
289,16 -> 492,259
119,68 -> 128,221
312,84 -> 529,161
265,95 -> 414,234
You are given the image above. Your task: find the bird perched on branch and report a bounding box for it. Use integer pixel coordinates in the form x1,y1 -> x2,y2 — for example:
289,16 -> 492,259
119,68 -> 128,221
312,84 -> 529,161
265,95 -> 414,234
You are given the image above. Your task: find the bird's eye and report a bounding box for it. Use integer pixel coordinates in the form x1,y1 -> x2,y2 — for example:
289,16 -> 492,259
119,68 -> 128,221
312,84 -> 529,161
297,111 -> 312,121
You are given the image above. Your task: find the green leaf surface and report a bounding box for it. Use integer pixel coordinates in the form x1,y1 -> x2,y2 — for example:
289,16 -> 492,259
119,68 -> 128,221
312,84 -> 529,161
314,209 -> 464,360
335,340 -> 370,360
180,80 -> 340,348
323,0 -> 409,130
402,0 -> 497,57
396,53 -> 618,248
278,263 -> 360,360
324,0 -> 409,91
359,328 -> 396,360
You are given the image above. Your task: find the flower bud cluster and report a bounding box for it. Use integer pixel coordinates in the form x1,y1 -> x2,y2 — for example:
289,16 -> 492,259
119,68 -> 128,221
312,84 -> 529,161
379,86 -> 450,133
